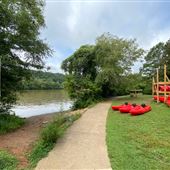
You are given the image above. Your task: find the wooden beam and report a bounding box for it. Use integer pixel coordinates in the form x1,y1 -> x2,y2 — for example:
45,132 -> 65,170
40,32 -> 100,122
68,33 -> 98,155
156,68 -> 159,103
164,64 -> 167,102
153,82 -> 170,85
152,77 -> 155,96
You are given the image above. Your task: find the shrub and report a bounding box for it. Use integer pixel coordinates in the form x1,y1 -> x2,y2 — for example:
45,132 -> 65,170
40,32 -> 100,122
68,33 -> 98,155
0,150 -> 18,170
0,114 -> 25,134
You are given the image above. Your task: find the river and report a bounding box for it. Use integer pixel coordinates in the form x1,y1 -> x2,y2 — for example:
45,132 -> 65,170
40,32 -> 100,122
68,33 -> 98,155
12,90 -> 73,118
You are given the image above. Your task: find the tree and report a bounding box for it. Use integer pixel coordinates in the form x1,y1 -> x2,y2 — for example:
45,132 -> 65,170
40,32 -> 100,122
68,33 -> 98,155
142,42 -> 166,79
0,0 -> 51,113
142,40 -> 170,80
61,45 -> 101,108
141,40 -> 170,94
165,40 -> 170,77
95,33 -> 144,97
62,33 -> 144,108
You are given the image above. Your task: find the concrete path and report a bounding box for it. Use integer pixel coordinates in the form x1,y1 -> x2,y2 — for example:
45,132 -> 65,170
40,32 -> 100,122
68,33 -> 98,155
35,101 -> 112,170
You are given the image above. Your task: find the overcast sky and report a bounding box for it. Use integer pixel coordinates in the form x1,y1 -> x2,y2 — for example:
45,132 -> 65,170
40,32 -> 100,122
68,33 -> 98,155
41,0 -> 170,73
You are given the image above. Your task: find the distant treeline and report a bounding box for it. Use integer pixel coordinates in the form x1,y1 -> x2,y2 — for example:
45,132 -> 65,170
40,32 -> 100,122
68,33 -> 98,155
21,70 -> 65,90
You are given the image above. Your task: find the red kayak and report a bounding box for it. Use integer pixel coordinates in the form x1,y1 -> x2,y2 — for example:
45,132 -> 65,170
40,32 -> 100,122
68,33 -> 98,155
153,96 -> 170,102
159,96 -> 165,102
119,104 -> 132,113
130,105 -> 151,116
166,100 -> 170,107
112,102 -> 130,111
153,96 -> 158,100
112,105 -> 123,111
159,85 -> 170,91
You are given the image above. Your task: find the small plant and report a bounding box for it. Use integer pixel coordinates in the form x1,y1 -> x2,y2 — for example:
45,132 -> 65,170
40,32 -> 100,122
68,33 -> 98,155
124,102 -> 128,105
0,150 -> 18,170
141,103 -> 146,107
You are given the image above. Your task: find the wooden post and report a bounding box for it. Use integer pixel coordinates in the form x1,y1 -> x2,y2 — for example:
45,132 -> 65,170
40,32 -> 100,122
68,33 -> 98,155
164,64 -> 167,102
152,77 -> 155,96
156,68 -> 159,103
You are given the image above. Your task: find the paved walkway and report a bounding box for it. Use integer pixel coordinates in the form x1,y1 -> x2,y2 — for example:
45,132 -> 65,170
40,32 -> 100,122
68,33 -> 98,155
35,101 -> 112,170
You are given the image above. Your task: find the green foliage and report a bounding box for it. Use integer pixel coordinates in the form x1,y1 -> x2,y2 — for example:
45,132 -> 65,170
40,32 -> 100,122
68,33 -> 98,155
141,40 -> 170,94
62,45 -> 96,80
28,113 -> 81,168
0,150 -> 18,170
0,114 -> 25,134
107,95 -> 170,170
62,33 -> 144,108
142,42 -> 166,78
64,75 -> 101,109
28,140 -> 54,168
0,0 -> 51,113
142,40 -> 170,81
21,70 -> 65,90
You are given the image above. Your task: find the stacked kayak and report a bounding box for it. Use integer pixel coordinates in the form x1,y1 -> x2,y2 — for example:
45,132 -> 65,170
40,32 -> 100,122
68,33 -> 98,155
159,85 -> 170,91
153,95 -> 170,107
153,96 -> 165,102
166,96 -> 170,107
166,100 -> 170,107
112,102 -> 151,116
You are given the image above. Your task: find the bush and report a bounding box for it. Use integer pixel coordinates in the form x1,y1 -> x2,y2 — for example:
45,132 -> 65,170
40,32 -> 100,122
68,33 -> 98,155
0,150 -> 18,170
64,76 -> 102,109
0,114 -> 25,134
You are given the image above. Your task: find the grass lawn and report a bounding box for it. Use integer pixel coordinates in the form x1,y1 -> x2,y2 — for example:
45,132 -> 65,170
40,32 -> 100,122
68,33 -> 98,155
106,95 -> 170,170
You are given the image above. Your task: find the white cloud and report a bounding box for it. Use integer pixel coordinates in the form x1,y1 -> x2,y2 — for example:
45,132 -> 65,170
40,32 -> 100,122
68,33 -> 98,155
149,28 -> 170,49
41,1 -> 170,73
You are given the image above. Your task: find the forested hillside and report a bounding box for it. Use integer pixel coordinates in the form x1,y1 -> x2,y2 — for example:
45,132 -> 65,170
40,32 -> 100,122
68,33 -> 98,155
21,70 -> 65,90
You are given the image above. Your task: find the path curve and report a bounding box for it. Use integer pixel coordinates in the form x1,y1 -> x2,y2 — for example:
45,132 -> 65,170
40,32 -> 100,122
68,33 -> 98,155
35,101 -> 112,170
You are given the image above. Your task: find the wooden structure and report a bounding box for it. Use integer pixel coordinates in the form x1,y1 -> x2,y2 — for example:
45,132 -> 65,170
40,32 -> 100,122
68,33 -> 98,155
152,64 -> 170,103
130,89 -> 143,97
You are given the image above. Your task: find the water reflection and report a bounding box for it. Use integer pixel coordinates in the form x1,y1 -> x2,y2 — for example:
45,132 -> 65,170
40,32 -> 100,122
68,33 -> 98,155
12,90 -> 73,117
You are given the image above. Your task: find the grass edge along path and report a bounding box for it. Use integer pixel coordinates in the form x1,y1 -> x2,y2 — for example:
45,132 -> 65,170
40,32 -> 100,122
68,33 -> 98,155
27,113 -> 81,169
0,150 -> 18,170
106,95 -> 170,170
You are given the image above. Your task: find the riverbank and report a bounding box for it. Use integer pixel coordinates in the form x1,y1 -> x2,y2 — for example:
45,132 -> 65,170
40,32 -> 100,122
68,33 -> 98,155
0,109 -> 87,169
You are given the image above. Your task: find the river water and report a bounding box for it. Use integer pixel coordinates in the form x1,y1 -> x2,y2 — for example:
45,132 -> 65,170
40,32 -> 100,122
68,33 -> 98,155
12,90 -> 73,118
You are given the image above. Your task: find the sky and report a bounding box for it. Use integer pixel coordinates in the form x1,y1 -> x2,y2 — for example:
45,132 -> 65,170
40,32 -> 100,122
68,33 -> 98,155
41,0 -> 170,73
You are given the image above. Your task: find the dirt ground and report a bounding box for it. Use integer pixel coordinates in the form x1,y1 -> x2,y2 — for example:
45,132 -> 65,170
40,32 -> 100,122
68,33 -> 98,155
0,109 -> 86,169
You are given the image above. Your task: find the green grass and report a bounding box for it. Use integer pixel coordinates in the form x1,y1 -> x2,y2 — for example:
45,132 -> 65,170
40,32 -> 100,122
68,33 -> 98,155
28,113 -> 81,168
0,114 -> 25,134
106,95 -> 170,170
0,150 -> 18,170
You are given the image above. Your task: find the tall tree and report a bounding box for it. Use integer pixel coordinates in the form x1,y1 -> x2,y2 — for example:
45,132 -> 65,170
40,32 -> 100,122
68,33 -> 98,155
142,40 -> 170,79
0,0 -> 51,113
95,33 -> 144,97
61,45 -> 101,109
165,40 -> 170,77
142,42 -> 166,79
